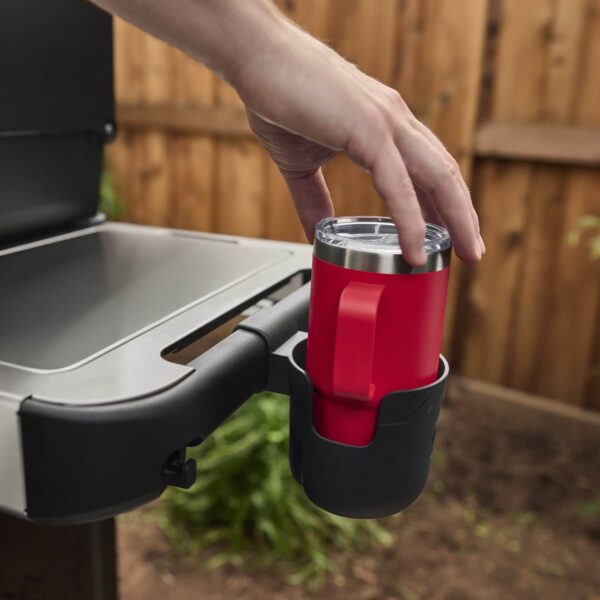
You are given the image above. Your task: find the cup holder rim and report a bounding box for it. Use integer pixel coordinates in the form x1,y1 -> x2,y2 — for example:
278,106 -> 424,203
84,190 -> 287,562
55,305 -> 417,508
289,337 -> 449,392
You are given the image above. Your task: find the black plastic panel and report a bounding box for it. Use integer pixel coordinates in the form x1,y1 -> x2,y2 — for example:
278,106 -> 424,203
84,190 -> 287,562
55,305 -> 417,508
0,0 -> 114,136
0,134 -> 103,244
20,330 -> 269,525
286,341 -> 448,518
0,0 -> 114,242
19,285 -> 312,525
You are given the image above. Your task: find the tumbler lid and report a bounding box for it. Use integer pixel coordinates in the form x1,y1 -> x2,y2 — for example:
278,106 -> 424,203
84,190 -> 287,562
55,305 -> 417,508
314,217 -> 451,274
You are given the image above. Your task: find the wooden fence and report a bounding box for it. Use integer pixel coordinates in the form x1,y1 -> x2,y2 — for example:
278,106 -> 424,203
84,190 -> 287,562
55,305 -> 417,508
106,0 -> 600,410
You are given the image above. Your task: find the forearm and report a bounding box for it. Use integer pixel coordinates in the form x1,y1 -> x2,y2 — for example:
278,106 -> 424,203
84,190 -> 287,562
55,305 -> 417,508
90,0 -> 295,86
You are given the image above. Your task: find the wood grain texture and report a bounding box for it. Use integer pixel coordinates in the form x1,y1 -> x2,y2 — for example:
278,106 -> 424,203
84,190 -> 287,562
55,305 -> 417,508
116,104 -> 252,137
213,79 -> 267,238
534,168 -> 600,404
474,122 -> 600,165
458,160 -> 531,382
458,0 -> 600,406
504,166 -> 566,392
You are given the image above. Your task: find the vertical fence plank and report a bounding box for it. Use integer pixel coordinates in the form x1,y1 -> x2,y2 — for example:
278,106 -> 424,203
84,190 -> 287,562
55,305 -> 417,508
327,0 -> 397,84
456,0 -> 543,385
169,135 -> 215,232
491,0 -> 555,121
107,20 -> 146,219
264,159 -> 306,242
459,0 -> 600,406
429,0 -> 489,361
169,50 -> 217,232
544,0 -> 589,121
459,161 -> 530,382
138,34 -> 174,227
577,0 -> 600,410
214,136 -> 267,238
213,79 -> 267,238
535,168 -> 600,403
414,0 -> 489,179
504,167 -> 566,391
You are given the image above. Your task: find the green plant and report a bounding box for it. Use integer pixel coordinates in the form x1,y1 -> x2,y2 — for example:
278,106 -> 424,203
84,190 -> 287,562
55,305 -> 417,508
162,392 -> 393,586
577,499 -> 600,520
568,215 -> 600,260
99,171 -> 124,220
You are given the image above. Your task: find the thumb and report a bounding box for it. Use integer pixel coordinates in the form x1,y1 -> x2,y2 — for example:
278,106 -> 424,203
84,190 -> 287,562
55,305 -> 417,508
283,168 -> 334,242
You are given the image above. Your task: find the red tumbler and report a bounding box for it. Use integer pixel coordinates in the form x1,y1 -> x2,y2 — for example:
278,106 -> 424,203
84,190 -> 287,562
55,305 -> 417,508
306,217 -> 451,446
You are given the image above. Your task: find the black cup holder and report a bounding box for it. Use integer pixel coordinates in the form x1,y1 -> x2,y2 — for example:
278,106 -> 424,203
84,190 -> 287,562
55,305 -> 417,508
283,339 -> 449,518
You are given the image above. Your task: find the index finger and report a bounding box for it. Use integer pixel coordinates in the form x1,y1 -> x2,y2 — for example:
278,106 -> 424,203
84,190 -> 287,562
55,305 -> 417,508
396,130 -> 482,263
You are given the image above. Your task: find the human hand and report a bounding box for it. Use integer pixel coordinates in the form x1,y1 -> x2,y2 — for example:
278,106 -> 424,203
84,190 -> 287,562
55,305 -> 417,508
90,0 -> 483,266
234,19 -> 484,266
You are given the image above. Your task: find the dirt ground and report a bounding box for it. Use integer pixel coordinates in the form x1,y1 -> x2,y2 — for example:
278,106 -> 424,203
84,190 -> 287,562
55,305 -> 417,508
117,394 -> 600,600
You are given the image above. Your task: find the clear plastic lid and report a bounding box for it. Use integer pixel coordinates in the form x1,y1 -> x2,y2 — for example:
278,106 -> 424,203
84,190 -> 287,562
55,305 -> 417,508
315,217 -> 451,255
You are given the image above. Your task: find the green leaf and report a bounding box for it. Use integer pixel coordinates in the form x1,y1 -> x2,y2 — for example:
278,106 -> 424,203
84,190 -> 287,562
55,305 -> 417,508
161,392 -> 394,587
99,172 -> 124,220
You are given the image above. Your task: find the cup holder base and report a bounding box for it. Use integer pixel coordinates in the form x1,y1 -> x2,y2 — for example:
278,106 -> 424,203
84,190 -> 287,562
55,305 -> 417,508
284,339 -> 449,519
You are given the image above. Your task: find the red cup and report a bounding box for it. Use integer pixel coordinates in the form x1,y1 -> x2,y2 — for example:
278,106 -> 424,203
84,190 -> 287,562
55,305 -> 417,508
306,217 -> 451,446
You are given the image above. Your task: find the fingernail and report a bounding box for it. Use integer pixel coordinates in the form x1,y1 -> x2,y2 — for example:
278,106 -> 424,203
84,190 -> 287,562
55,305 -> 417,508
479,234 -> 486,255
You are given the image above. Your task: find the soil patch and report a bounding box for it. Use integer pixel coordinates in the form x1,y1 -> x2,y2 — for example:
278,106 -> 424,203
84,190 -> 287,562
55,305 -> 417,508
118,394 -> 600,599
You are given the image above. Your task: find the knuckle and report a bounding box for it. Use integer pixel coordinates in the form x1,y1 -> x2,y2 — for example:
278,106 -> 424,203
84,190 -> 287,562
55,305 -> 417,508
359,103 -> 390,139
384,99 -> 416,131
405,115 -> 421,129
349,106 -> 393,165
370,106 -> 394,135
385,88 -> 404,106
429,160 -> 462,192
447,159 -> 462,179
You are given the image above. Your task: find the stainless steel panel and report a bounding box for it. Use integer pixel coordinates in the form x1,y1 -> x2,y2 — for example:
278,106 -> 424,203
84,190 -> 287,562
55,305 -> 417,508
0,393 -> 26,516
0,226 -> 290,370
0,222 -> 311,405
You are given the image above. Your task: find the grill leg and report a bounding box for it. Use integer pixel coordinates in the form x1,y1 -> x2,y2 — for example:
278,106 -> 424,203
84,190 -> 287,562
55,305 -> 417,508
0,513 -> 117,600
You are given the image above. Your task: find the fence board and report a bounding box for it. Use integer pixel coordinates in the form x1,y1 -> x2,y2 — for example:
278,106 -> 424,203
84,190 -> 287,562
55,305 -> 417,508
458,161 -> 531,382
535,168 -> 600,404
116,104 -> 251,137
169,33 -> 217,233
213,80 -> 267,237
505,166 -> 566,392
169,137 -> 214,232
264,159 -> 305,243
474,122 -> 600,165
458,0 -> 600,406
577,0 -> 600,410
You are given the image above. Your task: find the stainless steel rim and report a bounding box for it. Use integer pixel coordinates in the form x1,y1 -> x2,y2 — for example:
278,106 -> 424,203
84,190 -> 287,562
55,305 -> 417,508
314,217 -> 451,274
